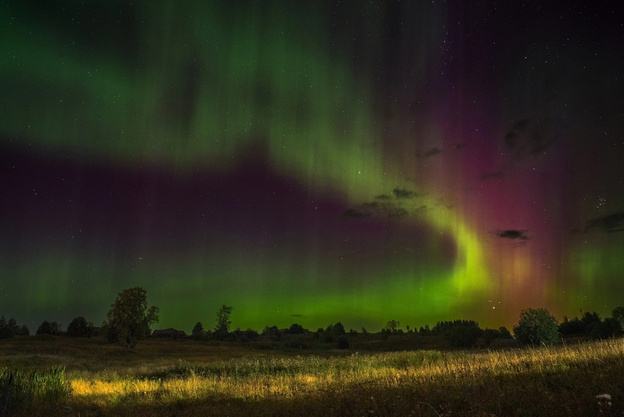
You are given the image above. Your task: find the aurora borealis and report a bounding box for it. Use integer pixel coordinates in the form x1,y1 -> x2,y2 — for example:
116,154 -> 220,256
1,1 -> 623,332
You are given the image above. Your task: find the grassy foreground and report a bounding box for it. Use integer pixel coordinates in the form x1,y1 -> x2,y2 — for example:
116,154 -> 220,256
1,337 -> 623,416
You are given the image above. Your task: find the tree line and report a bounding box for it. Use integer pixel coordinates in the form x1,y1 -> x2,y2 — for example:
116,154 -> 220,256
2,287 -> 624,350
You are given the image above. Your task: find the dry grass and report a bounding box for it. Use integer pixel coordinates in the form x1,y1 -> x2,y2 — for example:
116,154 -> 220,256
1,337 -> 624,416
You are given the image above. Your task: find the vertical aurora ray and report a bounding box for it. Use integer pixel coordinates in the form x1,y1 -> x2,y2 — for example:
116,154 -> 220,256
1,1 -> 623,331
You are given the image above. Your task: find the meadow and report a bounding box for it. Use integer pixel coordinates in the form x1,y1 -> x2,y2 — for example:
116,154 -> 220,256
1,336 -> 623,416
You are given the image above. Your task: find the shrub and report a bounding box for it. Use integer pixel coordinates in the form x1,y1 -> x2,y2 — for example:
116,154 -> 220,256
592,317 -> 622,339
612,306 -> 624,329
286,323 -> 306,334
329,322 -> 346,335
244,329 -> 259,341
498,326 -> 513,338
559,316 -> 585,336
67,316 -> 94,337
482,328 -> 500,347
18,325 -> 29,336
262,325 -> 281,340
513,308 -> 559,346
37,321 -> 52,336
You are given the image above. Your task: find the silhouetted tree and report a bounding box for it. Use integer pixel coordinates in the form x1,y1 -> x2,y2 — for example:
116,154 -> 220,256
36,321 -> 53,336
482,328 -> 500,346
0,316 -> 12,339
446,325 -> 482,348
262,325 -> 281,340
67,316 -> 94,337
242,328 -> 259,341
432,320 -> 481,335
513,308 -> 559,346
384,320 -> 400,334
612,307 -> 624,329
433,320 -> 482,348
19,324 -> 29,336
559,315 -> 584,336
333,322 -> 346,335
50,321 -> 62,335
7,318 -> 19,336
600,317 -> 623,338
482,327 -> 513,343
582,311 -> 602,336
498,326 -> 513,339
103,287 -> 159,348
214,305 -> 233,339
287,323 -> 306,334
192,322 -> 205,340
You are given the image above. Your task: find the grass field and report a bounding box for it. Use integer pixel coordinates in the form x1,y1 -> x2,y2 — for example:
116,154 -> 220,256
1,336 -> 623,416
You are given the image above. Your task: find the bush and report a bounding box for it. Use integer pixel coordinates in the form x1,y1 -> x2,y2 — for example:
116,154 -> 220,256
482,328 -> 499,347
286,323 -> 306,334
592,317 -> 622,339
613,306 -> 624,329
498,326 -> 513,339
513,308 -> 559,346
36,321 -> 62,336
67,316 -> 94,337
559,316 -> 585,336
262,325 -> 281,340
327,322 -> 346,335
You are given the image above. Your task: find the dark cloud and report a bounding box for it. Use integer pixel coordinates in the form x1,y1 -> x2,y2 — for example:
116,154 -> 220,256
495,230 -> 529,240
585,211 -> 624,233
418,146 -> 443,158
290,314 -> 305,318
343,200 -> 410,219
389,207 -> 409,218
504,118 -> 555,159
479,172 -> 504,181
344,186 -> 428,220
342,208 -> 373,219
454,143 -> 469,149
393,187 -> 415,199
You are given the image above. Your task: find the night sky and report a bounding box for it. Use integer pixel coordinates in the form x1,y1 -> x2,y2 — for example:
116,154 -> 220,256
1,1 -> 623,332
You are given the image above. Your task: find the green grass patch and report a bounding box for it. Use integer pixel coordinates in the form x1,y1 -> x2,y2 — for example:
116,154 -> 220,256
0,367 -> 72,415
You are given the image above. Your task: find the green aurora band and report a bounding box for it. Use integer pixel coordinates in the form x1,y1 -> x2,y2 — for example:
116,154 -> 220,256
1,1 -> 623,331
